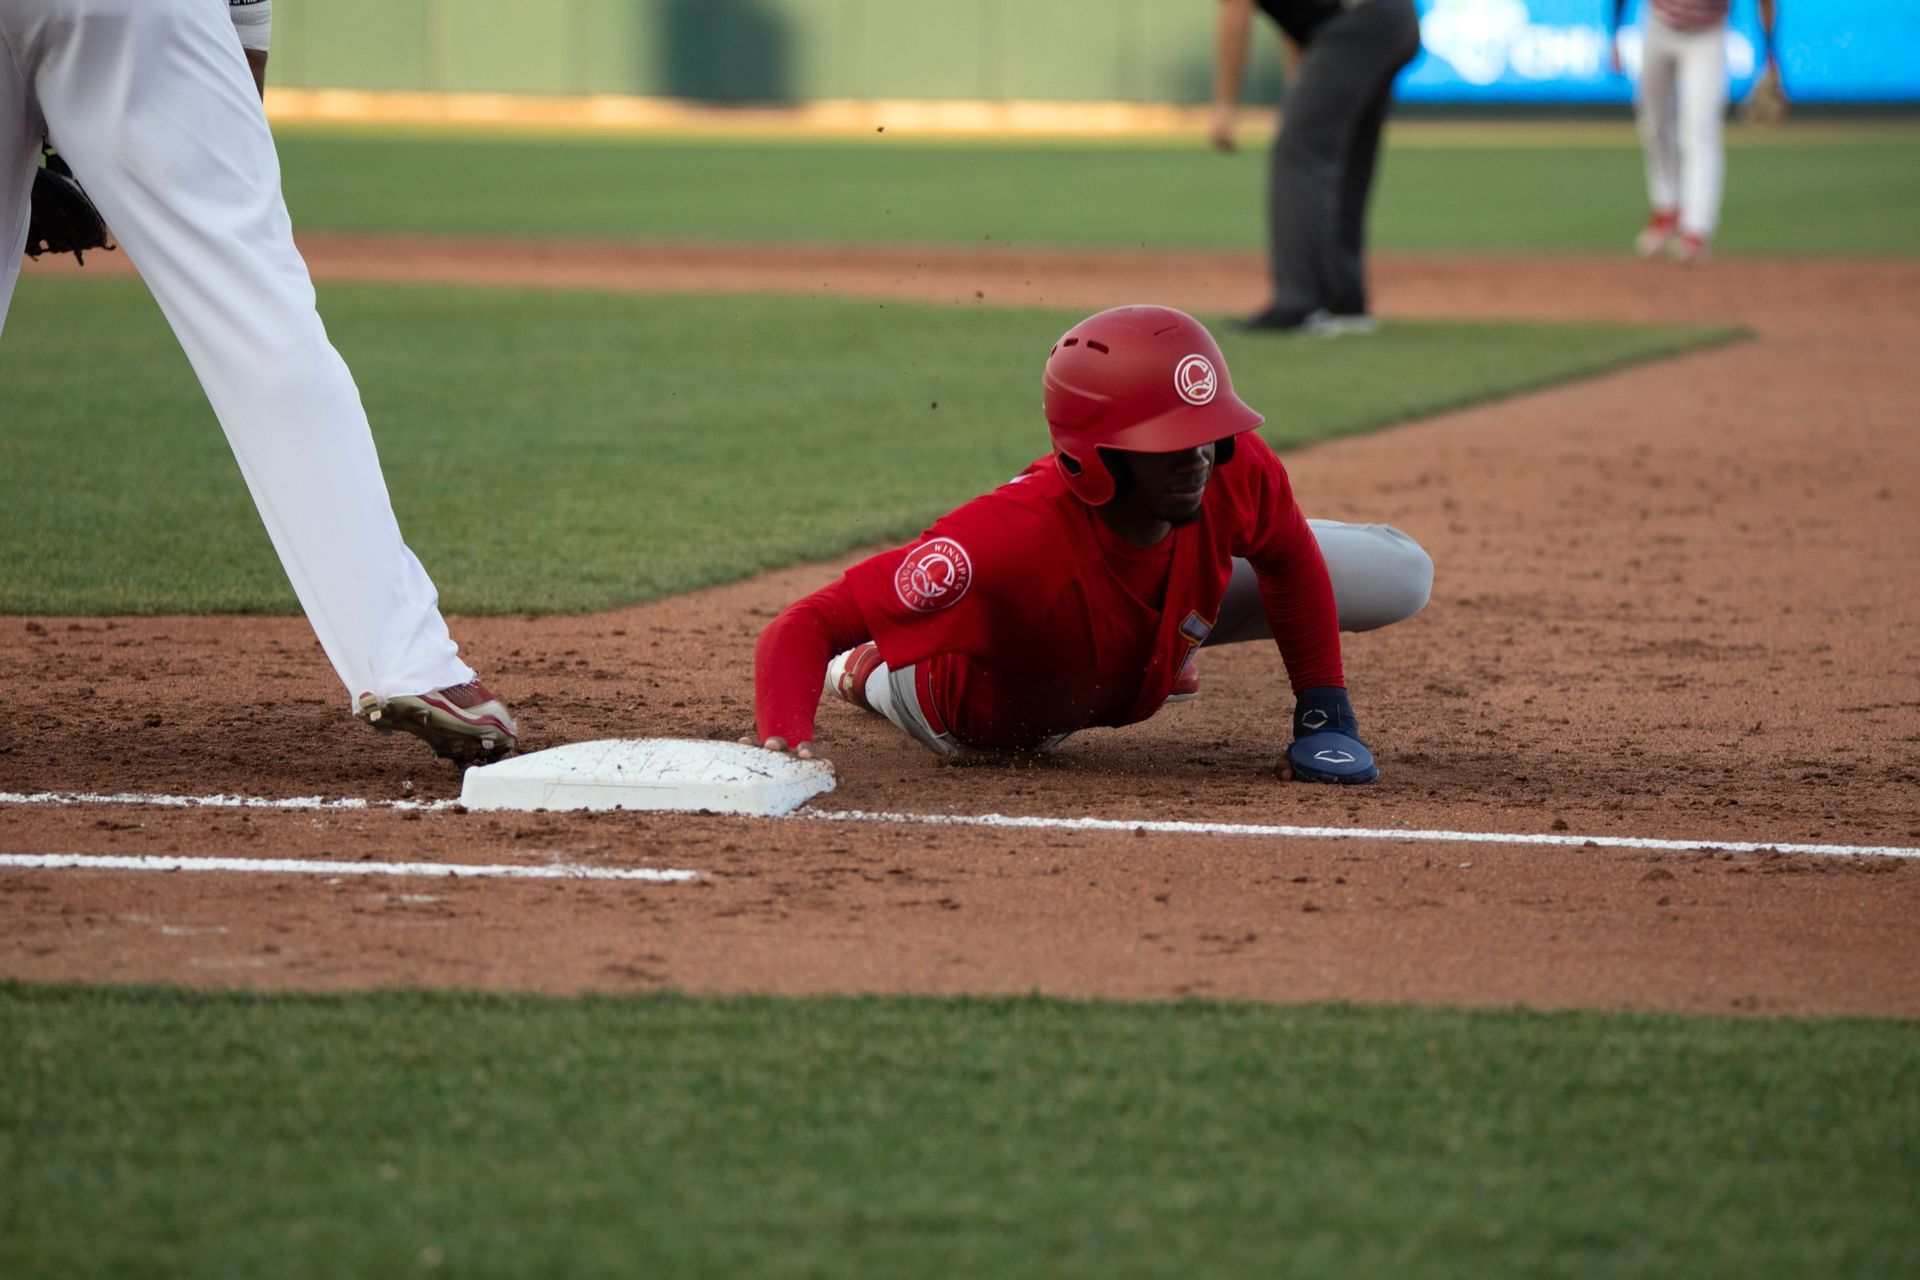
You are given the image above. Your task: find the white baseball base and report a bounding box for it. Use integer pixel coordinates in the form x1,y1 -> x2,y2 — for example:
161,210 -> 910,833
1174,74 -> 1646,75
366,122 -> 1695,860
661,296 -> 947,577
458,738 -> 835,816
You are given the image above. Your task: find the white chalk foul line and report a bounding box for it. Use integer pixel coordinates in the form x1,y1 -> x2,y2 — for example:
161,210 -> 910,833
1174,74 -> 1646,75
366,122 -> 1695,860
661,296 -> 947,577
0,789 -> 455,812
0,853 -> 699,883
4,789 -> 1915,861
804,809 -> 1920,861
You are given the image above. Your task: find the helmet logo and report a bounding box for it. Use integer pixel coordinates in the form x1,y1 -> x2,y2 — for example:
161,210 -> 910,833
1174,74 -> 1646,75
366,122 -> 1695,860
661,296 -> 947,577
1174,355 -> 1218,406
895,538 -> 974,613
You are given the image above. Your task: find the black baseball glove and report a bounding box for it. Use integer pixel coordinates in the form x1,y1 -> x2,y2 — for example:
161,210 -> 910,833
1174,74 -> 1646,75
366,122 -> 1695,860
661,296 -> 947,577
26,148 -> 114,264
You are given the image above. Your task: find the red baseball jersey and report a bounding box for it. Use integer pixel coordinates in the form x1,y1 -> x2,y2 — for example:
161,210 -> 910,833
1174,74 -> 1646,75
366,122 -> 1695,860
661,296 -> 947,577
755,433 -> 1343,751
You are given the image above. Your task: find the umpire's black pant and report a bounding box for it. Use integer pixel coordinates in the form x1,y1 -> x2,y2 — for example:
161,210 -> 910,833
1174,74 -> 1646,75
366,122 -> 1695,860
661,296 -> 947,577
1267,0 -> 1421,318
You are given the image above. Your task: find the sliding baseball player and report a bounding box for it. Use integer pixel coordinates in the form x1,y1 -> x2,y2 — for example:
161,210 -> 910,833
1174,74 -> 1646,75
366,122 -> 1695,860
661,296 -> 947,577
752,305 -> 1432,782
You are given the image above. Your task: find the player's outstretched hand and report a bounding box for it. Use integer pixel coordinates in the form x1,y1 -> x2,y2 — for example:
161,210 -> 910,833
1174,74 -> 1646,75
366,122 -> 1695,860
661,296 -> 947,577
740,734 -> 816,761
1286,686 -> 1379,784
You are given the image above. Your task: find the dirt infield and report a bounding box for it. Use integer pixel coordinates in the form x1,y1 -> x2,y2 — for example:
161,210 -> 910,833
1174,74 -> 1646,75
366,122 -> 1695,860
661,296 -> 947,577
4,244 -> 1917,1016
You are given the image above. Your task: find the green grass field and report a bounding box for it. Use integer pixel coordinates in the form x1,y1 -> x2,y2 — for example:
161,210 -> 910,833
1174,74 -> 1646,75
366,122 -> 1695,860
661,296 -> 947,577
5,123 -> 1909,1276
0,274 -> 1735,614
4,984 -> 1916,1279
270,122 -> 1920,256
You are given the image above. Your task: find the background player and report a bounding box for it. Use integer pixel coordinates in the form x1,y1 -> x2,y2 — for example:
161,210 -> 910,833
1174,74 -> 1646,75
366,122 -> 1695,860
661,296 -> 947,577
2,0 -> 515,763
1210,0 -> 1422,335
751,305 -> 1432,783
1612,0 -> 1783,264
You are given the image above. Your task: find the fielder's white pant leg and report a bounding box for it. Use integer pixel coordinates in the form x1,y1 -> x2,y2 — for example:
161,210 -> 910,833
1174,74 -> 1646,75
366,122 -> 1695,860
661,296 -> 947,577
0,28 -> 38,332
1636,15 -> 1682,214
1209,520 -> 1433,645
1675,21 -> 1727,238
11,0 -> 470,703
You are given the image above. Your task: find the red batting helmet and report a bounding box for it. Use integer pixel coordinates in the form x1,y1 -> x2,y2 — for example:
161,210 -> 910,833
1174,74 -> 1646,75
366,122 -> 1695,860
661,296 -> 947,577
1043,305 -> 1263,506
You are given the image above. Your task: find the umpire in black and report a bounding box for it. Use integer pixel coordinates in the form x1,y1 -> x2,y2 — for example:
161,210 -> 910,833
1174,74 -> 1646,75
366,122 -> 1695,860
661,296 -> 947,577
1210,0 -> 1421,334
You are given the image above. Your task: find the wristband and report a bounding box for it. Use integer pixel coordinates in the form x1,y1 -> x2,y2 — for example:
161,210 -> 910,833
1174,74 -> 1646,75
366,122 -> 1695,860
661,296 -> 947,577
229,0 -> 272,54
1288,686 -> 1379,784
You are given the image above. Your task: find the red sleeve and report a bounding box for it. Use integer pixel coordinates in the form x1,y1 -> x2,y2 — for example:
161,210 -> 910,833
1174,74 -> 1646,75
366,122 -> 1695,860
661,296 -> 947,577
755,485 -> 1045,743
753,576 -> 870,746
841,503 -> 1023,668
1235,437 -> 1345,693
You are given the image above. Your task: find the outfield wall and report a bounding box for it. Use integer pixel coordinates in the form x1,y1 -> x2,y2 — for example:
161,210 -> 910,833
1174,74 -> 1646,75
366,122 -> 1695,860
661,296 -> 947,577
269,0 -> 1918,106
267,0 -> 1275,105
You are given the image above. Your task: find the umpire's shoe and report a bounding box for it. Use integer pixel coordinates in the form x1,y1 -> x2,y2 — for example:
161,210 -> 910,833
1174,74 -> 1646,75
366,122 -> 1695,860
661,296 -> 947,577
1234,306 -> 1372,337
356,679 -> 518,765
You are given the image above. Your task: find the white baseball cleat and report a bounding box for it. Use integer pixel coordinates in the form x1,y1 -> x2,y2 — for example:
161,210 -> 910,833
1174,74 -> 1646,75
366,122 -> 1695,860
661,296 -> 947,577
1635,209 -> 1680,258
356,678 -> 518,765
1670,232 -> 1711,266
824,642 -> 885,713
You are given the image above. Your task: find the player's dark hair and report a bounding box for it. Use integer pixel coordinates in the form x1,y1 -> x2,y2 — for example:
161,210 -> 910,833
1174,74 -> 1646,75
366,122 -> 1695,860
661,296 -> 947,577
1099,450 -> 1135,502
1214,436 -> 1237,466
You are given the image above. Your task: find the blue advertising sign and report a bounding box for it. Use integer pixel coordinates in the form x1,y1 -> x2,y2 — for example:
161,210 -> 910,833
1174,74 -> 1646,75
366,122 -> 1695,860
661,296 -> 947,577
1403,0 -> 1920,104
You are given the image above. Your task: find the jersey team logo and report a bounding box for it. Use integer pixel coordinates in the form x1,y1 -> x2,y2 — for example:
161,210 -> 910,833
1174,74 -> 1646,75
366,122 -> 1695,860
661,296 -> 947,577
895,538 -> 974,613
1174,354 -> 1218,406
